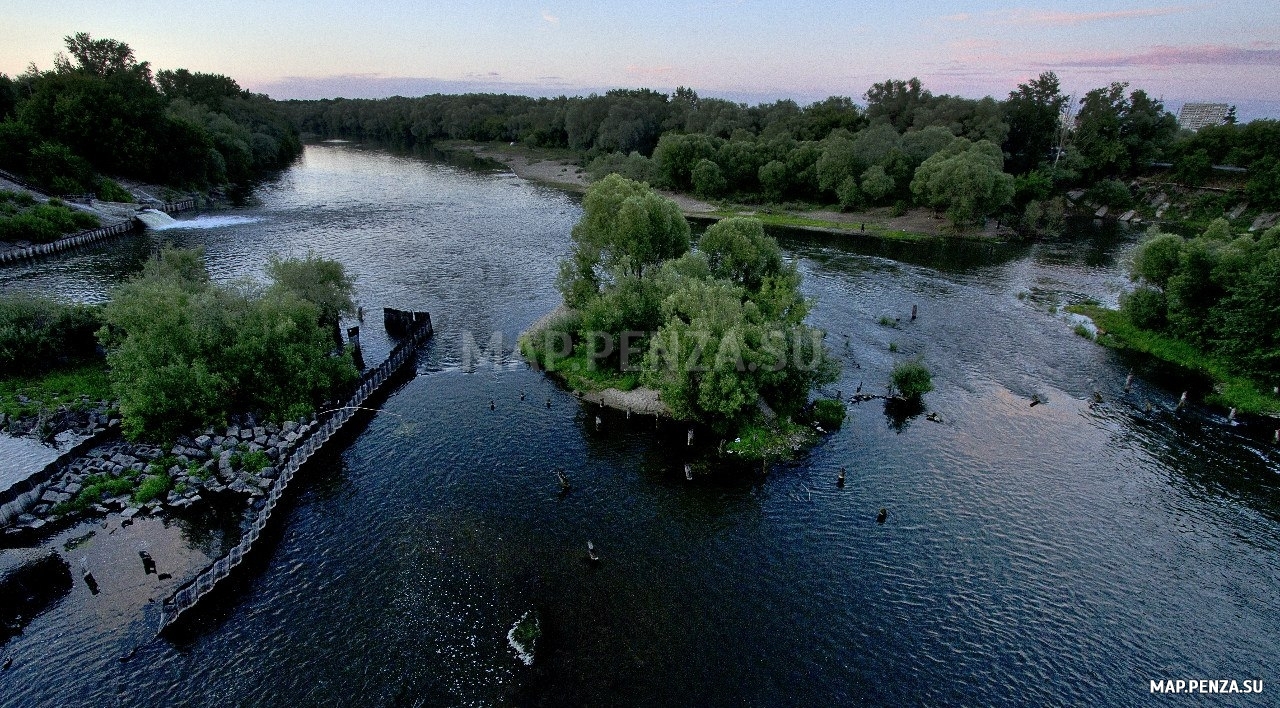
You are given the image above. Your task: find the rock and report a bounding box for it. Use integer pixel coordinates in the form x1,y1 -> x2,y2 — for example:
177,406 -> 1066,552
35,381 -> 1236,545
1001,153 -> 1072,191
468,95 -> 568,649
239,429 -> 253,441
228,480 -> 253,495
283,420 -> 297,433
218,450 -> 233,473
254,435 -> 268,446
64,482 -> 82,496
120,507 -> 138,520
226,426 -> 240,439
40,491 -> 71,504
194,435 -> 212,449
253,426 -> 265,439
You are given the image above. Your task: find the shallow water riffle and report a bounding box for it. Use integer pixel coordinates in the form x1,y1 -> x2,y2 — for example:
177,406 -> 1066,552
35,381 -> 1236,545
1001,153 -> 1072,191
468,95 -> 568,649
0,143 -> 1275,708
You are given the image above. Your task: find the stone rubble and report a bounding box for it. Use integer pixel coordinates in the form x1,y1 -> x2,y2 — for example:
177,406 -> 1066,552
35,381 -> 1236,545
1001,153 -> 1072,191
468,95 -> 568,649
2,412 -> 322,541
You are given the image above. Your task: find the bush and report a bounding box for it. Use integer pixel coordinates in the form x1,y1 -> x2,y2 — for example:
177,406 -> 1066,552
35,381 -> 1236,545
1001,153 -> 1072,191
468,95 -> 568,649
1120,287 -> 1168,330
811,398 -> 845,429
0,293 -> 103,376
132,474 -> 171,504
102,248 -> 359,441
1084,179 -> 1133,209
95,178 -> 134,202
890,359 -> 933,401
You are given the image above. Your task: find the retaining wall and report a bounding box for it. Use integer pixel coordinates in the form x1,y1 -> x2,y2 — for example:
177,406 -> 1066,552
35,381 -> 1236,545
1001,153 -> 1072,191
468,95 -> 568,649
0,199 -> 197,266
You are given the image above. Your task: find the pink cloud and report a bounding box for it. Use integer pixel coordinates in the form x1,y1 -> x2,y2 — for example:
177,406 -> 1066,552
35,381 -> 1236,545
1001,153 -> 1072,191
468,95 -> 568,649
1052,44 -> 1280,67
1002,5 -> 1197,26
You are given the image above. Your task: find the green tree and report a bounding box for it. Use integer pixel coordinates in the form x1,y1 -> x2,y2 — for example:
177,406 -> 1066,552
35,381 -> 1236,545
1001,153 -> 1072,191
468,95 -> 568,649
864,78 -> 929,131
860,164 -> 895,203
266,251 -> 356,338
691,158 -> 727,197
697,217 -> 786,292
1074,82 -> 1177,180
100,248 -> 357,441
557,174 -> 690,306
910,138 -> 1014,228
1002,71 -> 1067,175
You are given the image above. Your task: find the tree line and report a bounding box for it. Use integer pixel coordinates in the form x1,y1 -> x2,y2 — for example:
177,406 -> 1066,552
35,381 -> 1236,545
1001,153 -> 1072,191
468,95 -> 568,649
279,74 -> 1280,229
0,33 -> 302,198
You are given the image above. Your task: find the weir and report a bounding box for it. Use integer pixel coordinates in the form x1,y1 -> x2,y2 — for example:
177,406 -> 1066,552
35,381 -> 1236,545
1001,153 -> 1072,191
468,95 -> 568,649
0,199 -> 196,266
135,208 -> 179,229
157,310 -> 433,633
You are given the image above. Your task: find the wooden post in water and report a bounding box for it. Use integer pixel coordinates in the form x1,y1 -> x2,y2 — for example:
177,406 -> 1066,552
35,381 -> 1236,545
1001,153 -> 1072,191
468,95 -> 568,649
1176,391 -> 1188,411
1124,371 -> 1134,393
687,427 -> 694,446
911,304 -> 918,321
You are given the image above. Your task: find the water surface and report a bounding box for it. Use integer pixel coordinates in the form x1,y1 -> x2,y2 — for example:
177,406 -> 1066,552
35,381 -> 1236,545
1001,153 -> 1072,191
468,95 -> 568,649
0,143 -> 1275,707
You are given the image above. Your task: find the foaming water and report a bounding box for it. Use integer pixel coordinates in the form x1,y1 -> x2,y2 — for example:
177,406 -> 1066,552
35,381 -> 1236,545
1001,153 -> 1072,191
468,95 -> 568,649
148,215 -> 264,230
0,143 -> 1276,707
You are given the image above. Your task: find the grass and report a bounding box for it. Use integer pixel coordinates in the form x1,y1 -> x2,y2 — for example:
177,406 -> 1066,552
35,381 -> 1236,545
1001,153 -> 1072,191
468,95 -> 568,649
518,334 -> 641,393
709,209 -> 928,241
877,315 -> 899,328
50,470 -> 140,515
132,474 -> 171,504
0,362 -> 112,419
1069,303 -> 1280,415
724,419 -> 817,461
810,399 -> 846,430
1073,323 -> 1095,340
512,611 -> 541,647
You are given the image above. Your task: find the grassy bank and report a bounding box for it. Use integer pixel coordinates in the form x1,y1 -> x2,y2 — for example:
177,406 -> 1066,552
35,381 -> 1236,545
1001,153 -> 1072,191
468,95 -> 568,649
0,362 -> 113,419
707,209 -> 932,241
1069,303 -> 1280,415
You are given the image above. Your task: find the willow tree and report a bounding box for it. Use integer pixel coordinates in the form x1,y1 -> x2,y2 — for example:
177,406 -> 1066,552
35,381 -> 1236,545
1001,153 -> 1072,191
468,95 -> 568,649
557,173 -> 690,307
910,137 -> 1014,228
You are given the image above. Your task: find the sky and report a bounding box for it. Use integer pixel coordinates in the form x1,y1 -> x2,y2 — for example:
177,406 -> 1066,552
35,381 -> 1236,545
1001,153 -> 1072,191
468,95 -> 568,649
4,1 -> 1280,119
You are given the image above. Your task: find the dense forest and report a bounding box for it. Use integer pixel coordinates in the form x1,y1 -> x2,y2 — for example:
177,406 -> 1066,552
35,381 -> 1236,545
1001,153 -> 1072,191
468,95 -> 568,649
280,75 -> 1280,229
0,33 -> 301,198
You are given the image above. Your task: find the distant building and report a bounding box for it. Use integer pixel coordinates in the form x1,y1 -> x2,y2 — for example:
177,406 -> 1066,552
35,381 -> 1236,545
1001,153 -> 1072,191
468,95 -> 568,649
1177,103 -> 1230,131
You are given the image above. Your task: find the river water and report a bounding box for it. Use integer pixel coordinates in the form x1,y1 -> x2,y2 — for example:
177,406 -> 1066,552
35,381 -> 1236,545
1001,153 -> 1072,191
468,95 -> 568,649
1,143 -> 1276,707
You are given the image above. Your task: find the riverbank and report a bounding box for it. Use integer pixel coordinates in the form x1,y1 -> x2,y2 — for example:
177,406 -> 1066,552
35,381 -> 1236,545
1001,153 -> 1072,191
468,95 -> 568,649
518,305 -> 672,418
1069,303 -> 1280,416
434,140 -> 1013,241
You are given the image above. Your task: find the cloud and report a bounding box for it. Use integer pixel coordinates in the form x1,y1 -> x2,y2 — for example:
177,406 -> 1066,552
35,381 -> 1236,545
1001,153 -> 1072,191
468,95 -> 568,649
940,13 -> 970,22
1051,44 -> 1280,67
541,9 -> 559,25
1002,5 -> 1197,26
251,73 -> 600,100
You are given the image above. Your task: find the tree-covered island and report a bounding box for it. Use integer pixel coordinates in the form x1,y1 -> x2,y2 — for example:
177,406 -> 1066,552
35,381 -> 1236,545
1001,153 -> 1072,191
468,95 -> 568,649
521,174 -> 843,459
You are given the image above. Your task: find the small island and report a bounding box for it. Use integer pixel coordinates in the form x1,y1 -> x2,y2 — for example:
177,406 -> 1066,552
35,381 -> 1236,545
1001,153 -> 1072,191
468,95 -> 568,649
520,174 -> 843,459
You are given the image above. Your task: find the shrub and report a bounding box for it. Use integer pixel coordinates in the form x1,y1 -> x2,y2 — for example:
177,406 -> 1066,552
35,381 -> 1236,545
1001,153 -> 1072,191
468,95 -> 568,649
132,474 -> 172,504
1084,179 -> 1133,209
890,359 -> 933,401
811,399 -> 846,429
1120,287 -> 1168,331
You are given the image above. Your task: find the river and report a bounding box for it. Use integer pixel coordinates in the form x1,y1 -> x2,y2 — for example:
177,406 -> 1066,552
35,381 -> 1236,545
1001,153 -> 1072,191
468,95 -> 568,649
0,142 -> 1276,707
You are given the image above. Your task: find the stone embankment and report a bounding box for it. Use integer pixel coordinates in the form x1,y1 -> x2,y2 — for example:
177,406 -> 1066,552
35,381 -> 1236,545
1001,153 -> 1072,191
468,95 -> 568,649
2,414 -> 323,541
0,198 -> 196,266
